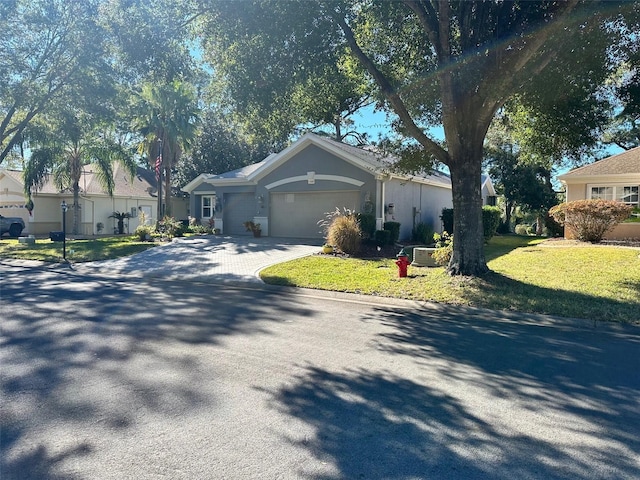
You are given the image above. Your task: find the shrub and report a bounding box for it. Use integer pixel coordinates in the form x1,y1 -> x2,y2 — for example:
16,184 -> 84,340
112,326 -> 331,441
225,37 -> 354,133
357,213 -> 376,239
157,216 -> 182,239
412,221 -> 434,244
514,224 -> 529,236
383,221 -> 401,244
482,206 -> 502,241
549,200 -> 632,242
496,220 -> 510,234
190,224 -> 211,235
134,224 -> 154,241
440,208 -> 454,233
432,231 -> 453,266
373,229 -> 391,245
545,214 -> 564,237
327,214 -> 362,254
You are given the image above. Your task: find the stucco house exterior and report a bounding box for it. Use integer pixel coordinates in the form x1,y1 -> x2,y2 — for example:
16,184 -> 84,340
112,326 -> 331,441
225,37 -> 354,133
557,146 -> 640,240
0,164 -> 188,236
183,133 -> 496,241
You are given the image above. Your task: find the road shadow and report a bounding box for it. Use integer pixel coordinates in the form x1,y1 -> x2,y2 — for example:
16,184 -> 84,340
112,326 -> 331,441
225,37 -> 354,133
0,267 -> 314,479
266,306 -> 640,479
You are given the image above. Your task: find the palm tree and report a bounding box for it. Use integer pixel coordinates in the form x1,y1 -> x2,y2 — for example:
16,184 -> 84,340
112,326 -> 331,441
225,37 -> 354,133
23,110 -> 136,235
131,80 -> 199,219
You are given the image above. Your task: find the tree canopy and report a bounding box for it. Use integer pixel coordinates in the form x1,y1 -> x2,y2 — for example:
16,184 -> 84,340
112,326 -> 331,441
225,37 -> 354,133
199,0 -> 639,275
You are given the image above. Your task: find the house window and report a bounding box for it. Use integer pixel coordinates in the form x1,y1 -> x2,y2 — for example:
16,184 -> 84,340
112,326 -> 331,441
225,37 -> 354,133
618,186 -> 639,206
589,185 -> 639,207
590,186 -> 613,201
202,196 -> 214,218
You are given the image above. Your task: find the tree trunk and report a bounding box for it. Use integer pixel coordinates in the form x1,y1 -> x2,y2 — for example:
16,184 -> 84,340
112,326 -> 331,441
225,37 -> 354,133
72,184 -> 80,236
164,164 -> 172,217
447,159 -> 489,276
505,200 -> 513,233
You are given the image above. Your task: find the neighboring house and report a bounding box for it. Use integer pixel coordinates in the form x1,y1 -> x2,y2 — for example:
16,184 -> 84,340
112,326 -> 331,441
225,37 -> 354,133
0,164 -> 189,236
557,146 -> 640,240
183,133 -> 496,241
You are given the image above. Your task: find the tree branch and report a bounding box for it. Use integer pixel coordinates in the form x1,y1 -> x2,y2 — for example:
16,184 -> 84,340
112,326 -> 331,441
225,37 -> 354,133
333,10 -> 449,165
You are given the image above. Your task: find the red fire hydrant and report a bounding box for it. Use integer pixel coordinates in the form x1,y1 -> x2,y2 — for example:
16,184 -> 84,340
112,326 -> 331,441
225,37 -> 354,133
395,249 -> 410,278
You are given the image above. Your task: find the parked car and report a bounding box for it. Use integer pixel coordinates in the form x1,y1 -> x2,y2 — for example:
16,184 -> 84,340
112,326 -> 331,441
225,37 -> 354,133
0,214 -> 25,237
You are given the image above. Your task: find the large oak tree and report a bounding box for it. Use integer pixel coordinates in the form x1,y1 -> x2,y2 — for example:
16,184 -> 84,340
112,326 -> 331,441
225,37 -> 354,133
201,0 -> 638,275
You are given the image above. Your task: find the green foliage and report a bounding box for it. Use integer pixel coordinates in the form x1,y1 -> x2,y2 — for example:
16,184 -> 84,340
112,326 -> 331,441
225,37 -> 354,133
432,231 -> 454,266
134,224 -> 154,241
545,214 -> 564,237
327,214 -> 362,255
356,213 -> 376,239
383,221 -> 401,244
109,211 -> 132,235
412,222 -> 434,245
0,1 -> 115,164
549,200 -> 632,242
373,229 -> 392,246
157,216 -> 182,239
482,206 -> 502,241
440,208 -> 454,234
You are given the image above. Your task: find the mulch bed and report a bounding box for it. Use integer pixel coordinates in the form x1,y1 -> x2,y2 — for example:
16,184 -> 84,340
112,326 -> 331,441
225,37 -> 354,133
318,242 -> 405,259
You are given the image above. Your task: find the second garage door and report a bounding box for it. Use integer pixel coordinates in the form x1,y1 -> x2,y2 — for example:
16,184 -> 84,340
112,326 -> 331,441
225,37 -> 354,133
270,191 -> 360,238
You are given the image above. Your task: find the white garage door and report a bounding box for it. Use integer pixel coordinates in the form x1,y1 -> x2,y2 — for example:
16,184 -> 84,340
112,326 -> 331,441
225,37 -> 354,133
270,191 -> 360,238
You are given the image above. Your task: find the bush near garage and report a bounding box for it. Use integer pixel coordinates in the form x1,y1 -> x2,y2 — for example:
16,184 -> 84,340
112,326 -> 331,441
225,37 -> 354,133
356,213 -> 376,239
412,221 -> 434,244
327,213 -> 362,255
373,229 -> 392,246
383,221 -> 401,244
549,200 -> 632,242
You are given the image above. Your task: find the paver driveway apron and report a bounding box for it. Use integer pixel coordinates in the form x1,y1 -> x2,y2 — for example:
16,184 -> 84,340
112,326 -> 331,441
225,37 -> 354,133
75,235 -> 320,283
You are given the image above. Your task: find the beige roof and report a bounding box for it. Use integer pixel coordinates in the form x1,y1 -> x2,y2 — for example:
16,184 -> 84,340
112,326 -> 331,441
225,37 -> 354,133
560,147 -> 640,178
4,164 -> 157,198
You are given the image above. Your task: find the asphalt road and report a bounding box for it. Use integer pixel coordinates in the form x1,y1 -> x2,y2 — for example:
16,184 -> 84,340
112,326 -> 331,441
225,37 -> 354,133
1,263 -> 639,479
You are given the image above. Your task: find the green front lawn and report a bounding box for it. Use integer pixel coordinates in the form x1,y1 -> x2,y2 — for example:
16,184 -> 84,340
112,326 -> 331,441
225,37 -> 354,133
261,236 -> 640,324
0,236 -> 157,262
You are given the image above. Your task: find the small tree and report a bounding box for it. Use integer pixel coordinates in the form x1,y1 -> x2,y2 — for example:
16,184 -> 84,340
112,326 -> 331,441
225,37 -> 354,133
109,211 -> 132,235
549,200 -> 632,243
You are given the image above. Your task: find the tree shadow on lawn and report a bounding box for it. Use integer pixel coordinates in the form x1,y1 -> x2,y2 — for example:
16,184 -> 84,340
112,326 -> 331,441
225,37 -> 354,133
0,267 -> 315,479
266,305 -> 640,479
450,271 -> 640,324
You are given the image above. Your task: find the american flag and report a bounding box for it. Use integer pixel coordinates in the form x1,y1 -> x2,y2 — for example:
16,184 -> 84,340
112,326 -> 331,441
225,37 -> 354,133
155,155 -> 162,180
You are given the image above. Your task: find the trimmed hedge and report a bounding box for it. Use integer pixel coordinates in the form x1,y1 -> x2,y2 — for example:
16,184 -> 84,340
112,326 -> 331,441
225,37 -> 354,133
357,213 -> 376,239
374,229 -> 392,245
482,206 -> 502,241
440,206 -> 501,241
383,221 -> 401,244
440,208 -> 454,233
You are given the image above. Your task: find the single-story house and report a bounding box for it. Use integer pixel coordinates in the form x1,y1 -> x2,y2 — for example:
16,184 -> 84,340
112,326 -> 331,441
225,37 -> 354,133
557,146 -> 640,240
0,164 -> 189,236
183,133 -> 496,241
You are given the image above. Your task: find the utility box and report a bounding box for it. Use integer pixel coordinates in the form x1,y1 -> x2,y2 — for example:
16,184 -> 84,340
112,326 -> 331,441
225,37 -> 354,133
49,231 -> 64,241
411,247 -> 438,267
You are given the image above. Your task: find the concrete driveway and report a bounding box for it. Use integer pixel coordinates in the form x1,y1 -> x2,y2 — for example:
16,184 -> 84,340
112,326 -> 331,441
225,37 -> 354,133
72,235 -> 321,283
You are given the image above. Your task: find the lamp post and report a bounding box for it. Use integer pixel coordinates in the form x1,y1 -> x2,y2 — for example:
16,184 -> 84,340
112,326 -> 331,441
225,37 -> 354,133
61,200 -> 68,261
